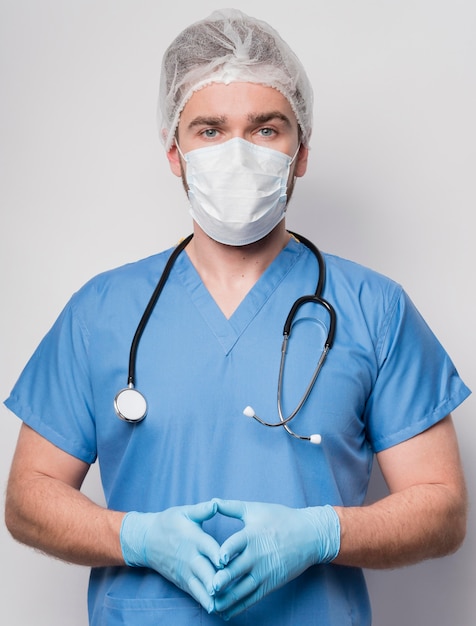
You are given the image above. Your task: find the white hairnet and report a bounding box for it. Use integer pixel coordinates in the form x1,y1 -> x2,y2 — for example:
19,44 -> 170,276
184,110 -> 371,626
158,8 -> 314,151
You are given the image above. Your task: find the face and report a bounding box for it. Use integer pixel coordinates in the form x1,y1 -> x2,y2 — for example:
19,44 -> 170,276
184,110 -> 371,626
167,82 -> 309,184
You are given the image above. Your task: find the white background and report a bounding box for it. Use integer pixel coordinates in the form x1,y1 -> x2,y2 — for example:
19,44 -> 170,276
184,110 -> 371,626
1,1 -> 474,624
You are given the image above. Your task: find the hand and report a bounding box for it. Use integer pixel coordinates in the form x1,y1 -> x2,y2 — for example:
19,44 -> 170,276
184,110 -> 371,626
212,499 -> 341,619
120,501 -> 221,614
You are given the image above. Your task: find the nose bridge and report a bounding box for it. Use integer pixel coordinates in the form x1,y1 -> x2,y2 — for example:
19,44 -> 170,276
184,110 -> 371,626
231,120 -> 249,140
233,131 -> 247,140
228,114 -> 251,141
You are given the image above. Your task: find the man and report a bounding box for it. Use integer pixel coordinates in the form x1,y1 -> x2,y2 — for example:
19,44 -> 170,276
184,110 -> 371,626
4,9 -> 470,625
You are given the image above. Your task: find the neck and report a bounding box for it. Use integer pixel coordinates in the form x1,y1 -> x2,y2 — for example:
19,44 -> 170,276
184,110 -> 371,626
186,223 -> 290,318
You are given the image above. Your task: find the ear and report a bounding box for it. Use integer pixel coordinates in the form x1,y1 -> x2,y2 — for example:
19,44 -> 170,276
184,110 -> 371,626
166,142 -> 183,178
294,145 -> 309,178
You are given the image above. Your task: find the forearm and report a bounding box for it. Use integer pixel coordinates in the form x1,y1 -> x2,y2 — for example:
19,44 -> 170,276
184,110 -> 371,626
5,472 -> 125,567
333,482 -> 467,569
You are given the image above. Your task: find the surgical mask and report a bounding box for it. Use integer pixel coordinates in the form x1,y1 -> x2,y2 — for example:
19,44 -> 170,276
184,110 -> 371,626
177,137 -> 298,246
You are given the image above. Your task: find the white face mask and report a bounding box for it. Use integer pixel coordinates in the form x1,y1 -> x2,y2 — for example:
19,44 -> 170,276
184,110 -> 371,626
177,137 -> 298,246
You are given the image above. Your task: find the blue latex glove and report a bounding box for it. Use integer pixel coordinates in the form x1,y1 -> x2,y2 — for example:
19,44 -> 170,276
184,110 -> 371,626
212,499 -> 341,619
120,501 -> 221,614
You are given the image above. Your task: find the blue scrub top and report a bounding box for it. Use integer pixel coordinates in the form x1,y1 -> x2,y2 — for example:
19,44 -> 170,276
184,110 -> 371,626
5,237 -> 470,625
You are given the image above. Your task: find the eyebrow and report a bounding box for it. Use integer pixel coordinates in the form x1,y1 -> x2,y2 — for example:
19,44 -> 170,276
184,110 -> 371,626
187,116 -> 227,129
187,111 -> 293,130
247,111 -> 293,127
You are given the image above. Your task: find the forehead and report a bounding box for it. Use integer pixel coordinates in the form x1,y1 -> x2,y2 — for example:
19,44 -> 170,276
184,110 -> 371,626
178,82 -> 298,127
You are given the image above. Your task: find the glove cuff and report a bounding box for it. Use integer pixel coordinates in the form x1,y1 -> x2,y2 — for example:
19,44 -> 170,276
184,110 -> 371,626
320,505 -> 341,563
120,511 -> 151,568
306,504 -> 341,564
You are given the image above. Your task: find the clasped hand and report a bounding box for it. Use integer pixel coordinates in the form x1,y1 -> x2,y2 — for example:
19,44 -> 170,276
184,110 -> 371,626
120,499 -> 341,619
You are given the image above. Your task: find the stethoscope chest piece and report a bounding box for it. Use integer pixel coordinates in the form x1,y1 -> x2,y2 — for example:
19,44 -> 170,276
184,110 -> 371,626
114,386 -> 147,423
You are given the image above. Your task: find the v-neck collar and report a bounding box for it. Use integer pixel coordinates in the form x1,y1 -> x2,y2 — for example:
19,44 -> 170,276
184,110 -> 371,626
173,237 -> 305,355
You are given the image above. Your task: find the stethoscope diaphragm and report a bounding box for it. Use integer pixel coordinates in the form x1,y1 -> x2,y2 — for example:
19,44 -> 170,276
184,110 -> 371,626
114,386 -> 147,423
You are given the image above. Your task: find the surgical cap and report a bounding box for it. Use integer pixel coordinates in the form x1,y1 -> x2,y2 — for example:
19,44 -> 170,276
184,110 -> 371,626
158,8 -> 314,151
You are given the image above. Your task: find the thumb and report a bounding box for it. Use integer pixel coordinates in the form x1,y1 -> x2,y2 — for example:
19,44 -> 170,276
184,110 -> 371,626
218,528 -> 248,567
212,498 -> 247,521
186,500 -> 218,524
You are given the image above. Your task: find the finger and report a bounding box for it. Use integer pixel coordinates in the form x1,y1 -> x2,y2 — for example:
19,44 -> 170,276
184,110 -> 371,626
214,574 -> 259,615
190,553 -> 220,596
218,529 -> 249,567
187,574 -> 216,615
190,528 -> 222,569
214,543 -> 253,591
196,533 -> 223,574
187,500 -> 218,524
212,498 -> 247,520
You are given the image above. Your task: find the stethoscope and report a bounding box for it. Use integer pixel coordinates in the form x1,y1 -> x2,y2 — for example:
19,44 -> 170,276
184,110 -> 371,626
114,232 -> 336,444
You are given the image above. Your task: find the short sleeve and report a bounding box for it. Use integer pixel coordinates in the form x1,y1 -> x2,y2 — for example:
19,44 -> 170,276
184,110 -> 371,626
365,288 -> 470,452
5,294 -> 97,464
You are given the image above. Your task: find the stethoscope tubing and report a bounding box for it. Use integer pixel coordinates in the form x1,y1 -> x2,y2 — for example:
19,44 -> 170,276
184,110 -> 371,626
127,233 -> 193,388
116,231 -> 336,443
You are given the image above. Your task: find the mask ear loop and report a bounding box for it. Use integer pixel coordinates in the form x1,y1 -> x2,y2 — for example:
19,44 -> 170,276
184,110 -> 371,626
284,143 -> 303,207
174,140 -> 187,161
289,143 -> 301,165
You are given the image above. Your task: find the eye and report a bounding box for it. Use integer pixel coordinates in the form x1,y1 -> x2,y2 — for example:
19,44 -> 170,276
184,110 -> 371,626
201,128 -> 219,139
258,127 -> 276,138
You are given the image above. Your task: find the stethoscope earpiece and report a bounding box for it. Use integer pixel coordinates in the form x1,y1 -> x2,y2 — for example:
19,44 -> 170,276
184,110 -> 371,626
242,232 -> 335,444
